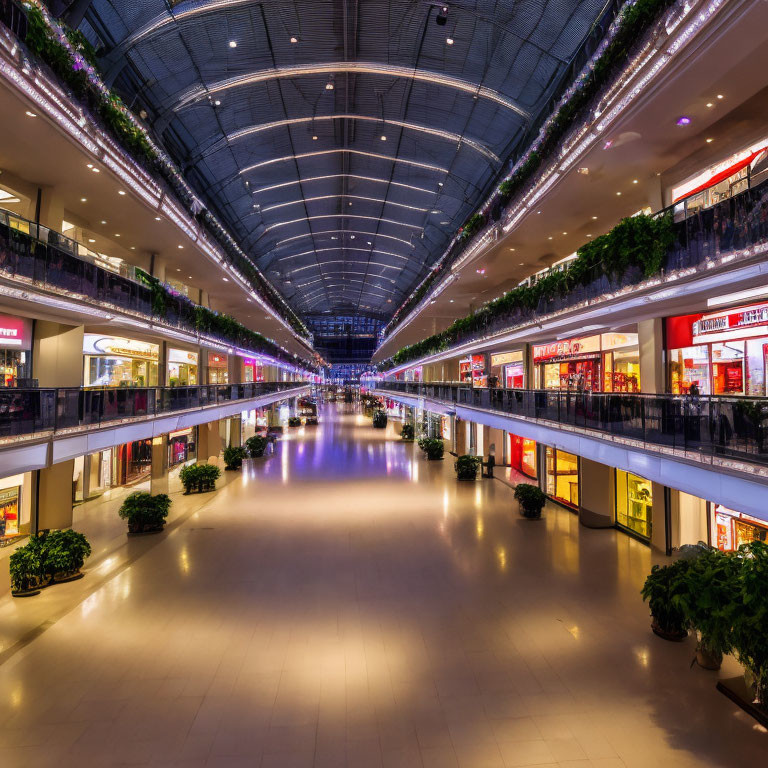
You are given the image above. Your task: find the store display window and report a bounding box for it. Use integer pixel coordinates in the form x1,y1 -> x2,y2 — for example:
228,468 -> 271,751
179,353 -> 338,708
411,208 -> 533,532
168,428 -> 195,467
83,334 -> 159,387
509,434 -> 537,479
207,352 -> 229,384
242,357 -> 264,383
616,471 -> 652,541
167,348 -> 198,387
114,439 -> 152,484
544,448 -> 579,508
459,354 -> 487,387
490,351 -> 525,388
0,314 -> 32,386
711,505 -> 768,551
0,473 -> 29,544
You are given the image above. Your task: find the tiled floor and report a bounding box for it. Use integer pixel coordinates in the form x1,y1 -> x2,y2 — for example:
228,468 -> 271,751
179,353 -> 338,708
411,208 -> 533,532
0,404 -> 764,767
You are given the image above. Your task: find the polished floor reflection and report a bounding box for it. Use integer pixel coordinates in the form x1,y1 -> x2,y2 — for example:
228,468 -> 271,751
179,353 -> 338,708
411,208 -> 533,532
0,404 -> 764,767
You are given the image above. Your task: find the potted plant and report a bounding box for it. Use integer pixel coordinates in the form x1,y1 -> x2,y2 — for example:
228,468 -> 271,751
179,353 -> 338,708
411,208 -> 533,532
641,559 -> 691,641
43,529 -> 92,582
305,416 -> 319,426
223,445 -> 248,470
118,491 -> 172,534
287,416 -> 302,427
9,537 -> 47,596
422,438 -> 444,460
372,410 -> 388,429
245,434 -> 268,458
401,423 -> 415,441
180,463 -> 222,494
732,541 -> 768,706
513,483 -> 546,519
455,454 -> 481,480
682,547 -> 740,670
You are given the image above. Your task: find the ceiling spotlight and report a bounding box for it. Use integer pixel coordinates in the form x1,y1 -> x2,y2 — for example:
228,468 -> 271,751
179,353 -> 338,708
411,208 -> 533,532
367,241 -> 372,245
118,190 -> 126,195
350,234 -> 355,239
476,268 -> 485,274
446,37 -> 454,45
290,36 -> 298,43
380,135 -> 387,141
88,238 -> 95,243
706,102 -> 713,108
130,246 -> 135,250
312,135 -> 318,140
214,99 -> 221,106
603,140 -> 613,149
430,299 -> 437,304
25,110 -> 36,117
80,197 -> 87,202
229,40 -> 237,48
178,245 -> 184,249
717,94 -> 724,99
154,216 -> 161,221
176,268 -> 181,272
222,277 -> 229,282
325,79 -> 335,91
91,168 -> 100,173
562,232 -> 567,235
592,215 -> 598,220
676,116 -> 691,126
101,220 -> 107,224
706,137 -> 714,143
577,167 -> 589,175
632,179 -> 638,184
387,298 -> 393,303
449,299 -> 454,303
114,234 -> 120,237
436,5 -> 448,26
548,236 -> 553,240
86,164 -> 93,169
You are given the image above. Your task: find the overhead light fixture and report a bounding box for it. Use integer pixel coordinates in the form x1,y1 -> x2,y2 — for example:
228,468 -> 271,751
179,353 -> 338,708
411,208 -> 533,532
707,285 -> 768,308
101,220 -> 107,224
562,231 -> 567,235
25,110 -> 36,117
91,168 -> 100,173
717,94 -> 724,99
178,245 -> 184,249
80,198 -> 87,202
325,80 -> 334,90
114,233 -> 120,237
290,36 -> 298,43
229,40 -> 237,48
676,116 -> 691,126
548,236 -> 553,240
706,102 -> 713,108
430,299 -> 437,304
706,138 -> 714,143
616,191 -> 622,196
437,181 -> 444,187
476,268 -> 485,274
86,164 -> 93,169
118,190 -> 126,195
223,277 -> 229,282
154,216 -> 161,221
214,99 -> 221,106
176,268 -> 181,272
577,167 -> 589,175
446,37 -> 454,45
130,246 -> 135,250
592,215 -> 598,219
380,135 -> 387,141
312,135 -> 318,140
449,299 -> 454,303
88,238 -> 95,243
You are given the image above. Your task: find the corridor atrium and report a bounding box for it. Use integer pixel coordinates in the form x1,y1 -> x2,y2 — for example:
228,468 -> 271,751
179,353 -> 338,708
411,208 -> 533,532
0,403 -> 765,768
1,0 -> 768,764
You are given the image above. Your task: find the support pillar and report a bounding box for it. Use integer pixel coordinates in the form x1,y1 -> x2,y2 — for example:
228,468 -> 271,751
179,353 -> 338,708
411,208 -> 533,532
578,458 -> 615,528
32,320 -> 84,386
35,461 -> 75,532
638,318 -> 664,394
229,416 -> 242,448
196,420 -> 222,464
150,435 -> 169,495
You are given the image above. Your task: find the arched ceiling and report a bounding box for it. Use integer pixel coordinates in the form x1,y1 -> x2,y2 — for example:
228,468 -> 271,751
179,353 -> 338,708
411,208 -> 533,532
82,0 -> 608,329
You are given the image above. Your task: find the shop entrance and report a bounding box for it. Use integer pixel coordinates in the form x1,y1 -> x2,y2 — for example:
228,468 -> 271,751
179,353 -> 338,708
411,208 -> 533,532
544,448 -> 579,508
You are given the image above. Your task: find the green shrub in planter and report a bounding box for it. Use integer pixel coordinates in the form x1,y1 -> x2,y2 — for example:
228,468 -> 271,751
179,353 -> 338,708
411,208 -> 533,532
401,423 -> 414,441
43,529 -> 92,580
421,438 -> 444,460
733,541 -> 768,705
9,536 -> 47,595
641,559 -> 692,641
288,416 -> 302,427
514,483 -> 546,519
372,410 -> 388,428
455,454 -> 481,480
681,547 -> 740,669
180,463 -> 221,494
223,446 -> 248,470
118,491 -> 172,533
245,435 -> 268,458
305,416 -> 319,426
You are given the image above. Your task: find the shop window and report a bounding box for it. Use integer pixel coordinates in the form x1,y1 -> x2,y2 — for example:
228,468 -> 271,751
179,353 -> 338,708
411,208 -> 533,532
616,471 -> 652,540
510,435 -> 537,479
711,342 -> 745,395
545,448 -> 579,508
668,345 -> 711,395
712,505 -> 768,551
0,485 -> 20,542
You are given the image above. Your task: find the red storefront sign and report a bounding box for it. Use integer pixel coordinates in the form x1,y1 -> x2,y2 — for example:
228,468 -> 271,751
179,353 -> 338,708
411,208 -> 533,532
532,335 -> 600,362
0,314 -> 32,349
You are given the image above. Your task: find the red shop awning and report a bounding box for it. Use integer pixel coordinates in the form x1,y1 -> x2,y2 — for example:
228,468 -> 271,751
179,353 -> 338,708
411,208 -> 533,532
674,148 -> 767,203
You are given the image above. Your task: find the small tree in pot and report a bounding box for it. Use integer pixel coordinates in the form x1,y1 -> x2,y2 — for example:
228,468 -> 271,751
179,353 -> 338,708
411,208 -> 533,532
422,438 -> 444,460
400,423 -> 414,441
245,435 -> 268,458
119,491 -> 172,534
514,483 -> 546,519
180,463 -> 222,494
43,529 -> 92,582
455,454 -> 481,480
641,559 -> 691,641
9,537 -> 47,596
288,416 -> 302,427
223,445 -> 247,470
372,410 -> 388,428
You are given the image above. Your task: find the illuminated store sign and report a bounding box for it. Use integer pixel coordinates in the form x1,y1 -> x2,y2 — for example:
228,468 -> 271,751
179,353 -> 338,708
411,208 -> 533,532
83,334 -> 159,360
167,348 -> 199,365
490,350 -> 523,367
533,335 -> 600,362
693,304 -> 768,342
0,314 -> 32,349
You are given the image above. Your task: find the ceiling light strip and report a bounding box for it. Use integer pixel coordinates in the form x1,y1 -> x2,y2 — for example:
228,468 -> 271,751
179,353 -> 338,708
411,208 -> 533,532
252,174 -> 437,196
241,149 -> 448,175
262,194 -> 429,213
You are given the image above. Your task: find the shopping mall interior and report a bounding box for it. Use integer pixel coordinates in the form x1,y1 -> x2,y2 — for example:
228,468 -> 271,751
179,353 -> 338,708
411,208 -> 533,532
0,1 -> 767,766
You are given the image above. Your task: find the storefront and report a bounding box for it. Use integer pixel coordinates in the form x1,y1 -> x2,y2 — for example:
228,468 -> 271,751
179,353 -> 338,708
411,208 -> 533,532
114,439 -> 152,484
167,348 -> 198,386
168,428 -> 195,467
489,350 -> 525,388
404,366 -> 422,382
615,470 -> 653,541
242,357 -> 264,383
207,352 -> 229,384
711,505 -> 768,551
509,434 -> 537,478
544,448 -> 579,508
459,354 -> 487,387
0,476 -> 23,543
666,304 -> 768,395
0,314 -> 32,386
533,332 -> 640,392
83,334 -> 159,387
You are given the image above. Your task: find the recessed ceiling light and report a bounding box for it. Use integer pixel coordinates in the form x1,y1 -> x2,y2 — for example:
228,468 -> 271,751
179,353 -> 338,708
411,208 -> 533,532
548,236 -> 553,240
176,268 -> 181,272
101,220 -> 107,224
80,197 -> 87,202
188,276 -> 192,279
154,216 -> 161,221
440,220 -> 449,224
706,102 -> 713,108
367,241 -> 372,245
229,40 -> 237,48
223,277 -> 229,282
706,138 -> 714,143
312,135 -> 318,140
91,168 -> 100,173
130,246 -> 135,250
114,233 -> 120,237
592,216 -> 598,220
437,182 -> 443,187
587,234 -> 592,237
519,262 -> 524,266
446,37 -> 454,45
350,234 -> 355,239
214,100 -> 221,106
88,238 -> 95,243
676,116 -> 691,126
86,163 -> 93,169
536,210 -> 541,215
290,36 -> 298,43
387,299 -> 392,303
348,201 -> 352,206
325,81 -> 334,90
178,245 -> 184,249
25,110 -> 36,117
118,190 -> 126,195
616,191 -> 622,196
717,94 -> 724,99
380,135 -> 387,141
562,231 -> 567,235
632,179 -> 638,184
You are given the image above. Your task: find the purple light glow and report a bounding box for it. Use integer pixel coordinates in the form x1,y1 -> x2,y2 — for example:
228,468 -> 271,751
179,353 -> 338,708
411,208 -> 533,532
676,116 -> 691,126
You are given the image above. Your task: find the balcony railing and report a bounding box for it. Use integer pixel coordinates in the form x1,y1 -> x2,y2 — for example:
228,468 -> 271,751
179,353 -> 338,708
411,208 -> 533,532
0,381 -> 305,439
377,382 -> 768,468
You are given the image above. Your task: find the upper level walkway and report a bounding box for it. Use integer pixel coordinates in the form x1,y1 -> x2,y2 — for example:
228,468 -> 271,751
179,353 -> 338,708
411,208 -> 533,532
376,382 -> 768,518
